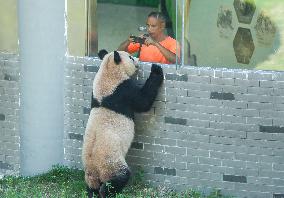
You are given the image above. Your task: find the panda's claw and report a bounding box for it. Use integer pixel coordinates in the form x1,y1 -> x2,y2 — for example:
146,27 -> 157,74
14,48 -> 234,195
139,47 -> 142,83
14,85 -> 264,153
86,186 -> 99,198
151,64 -> 163,76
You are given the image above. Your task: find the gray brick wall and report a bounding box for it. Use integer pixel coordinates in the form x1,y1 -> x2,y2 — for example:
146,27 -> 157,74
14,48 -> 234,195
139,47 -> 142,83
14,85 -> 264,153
64,56 -> 97,169
64,56 -> 284,198
0,53 -> 20,177
0,42 -> 281,198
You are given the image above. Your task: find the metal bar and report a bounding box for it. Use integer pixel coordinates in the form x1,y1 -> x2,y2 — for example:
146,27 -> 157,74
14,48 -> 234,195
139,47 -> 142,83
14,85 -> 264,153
181,0 -> 185,67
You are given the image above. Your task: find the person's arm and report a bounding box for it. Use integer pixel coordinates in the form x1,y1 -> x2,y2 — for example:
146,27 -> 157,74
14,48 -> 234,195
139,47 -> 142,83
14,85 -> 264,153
118,35 -> 138,51
117,39 -> 131,51
129,64 -> 163,112
145,37 -> 180,64
154,42 -> 179,64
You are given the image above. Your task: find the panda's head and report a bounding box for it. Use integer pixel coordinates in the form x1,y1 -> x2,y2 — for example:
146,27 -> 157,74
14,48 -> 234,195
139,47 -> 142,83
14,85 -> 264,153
98,49 -> 139,77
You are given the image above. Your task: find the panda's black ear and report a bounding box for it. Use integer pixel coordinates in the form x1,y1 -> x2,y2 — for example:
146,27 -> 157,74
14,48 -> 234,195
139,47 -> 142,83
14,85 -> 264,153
114,51 -> 121,65
98,49 -> 108,60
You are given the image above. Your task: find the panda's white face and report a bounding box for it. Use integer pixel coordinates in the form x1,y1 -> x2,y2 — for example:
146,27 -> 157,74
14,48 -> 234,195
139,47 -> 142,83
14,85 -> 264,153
94,50 -> 140,101
117,51 -> 139,77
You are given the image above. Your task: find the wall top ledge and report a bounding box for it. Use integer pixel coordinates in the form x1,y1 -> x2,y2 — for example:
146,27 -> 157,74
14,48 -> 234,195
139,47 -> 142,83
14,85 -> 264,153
66,55 -> 284,80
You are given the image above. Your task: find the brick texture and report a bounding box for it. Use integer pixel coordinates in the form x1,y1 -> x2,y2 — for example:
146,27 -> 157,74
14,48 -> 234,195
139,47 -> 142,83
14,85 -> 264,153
62,56 -> 284,197
1,41 -> 281,196
0,53 -> 20,176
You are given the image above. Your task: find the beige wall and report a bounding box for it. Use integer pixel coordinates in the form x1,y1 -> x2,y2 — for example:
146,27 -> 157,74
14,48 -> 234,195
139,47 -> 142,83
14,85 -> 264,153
66,0 -> 86,56
0,1 -> 18,53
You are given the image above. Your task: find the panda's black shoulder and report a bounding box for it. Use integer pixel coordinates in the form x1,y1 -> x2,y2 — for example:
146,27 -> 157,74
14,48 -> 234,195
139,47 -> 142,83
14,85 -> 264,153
99,78 -> 138,119
117,78 -> 138,92
109,78 -> 139,101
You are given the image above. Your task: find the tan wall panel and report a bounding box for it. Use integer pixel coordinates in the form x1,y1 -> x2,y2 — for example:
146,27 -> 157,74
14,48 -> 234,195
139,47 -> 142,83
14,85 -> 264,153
66,0 -> 86,56
0,0 -> 19,53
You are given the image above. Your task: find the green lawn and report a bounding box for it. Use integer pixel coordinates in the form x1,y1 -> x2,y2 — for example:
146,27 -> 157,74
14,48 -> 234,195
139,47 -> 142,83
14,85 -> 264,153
0,165 -> 233,198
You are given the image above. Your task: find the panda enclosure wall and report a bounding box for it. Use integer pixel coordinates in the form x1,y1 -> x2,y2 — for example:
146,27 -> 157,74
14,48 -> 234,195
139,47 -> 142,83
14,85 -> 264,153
63,56 -> 284,198
1,51 -> 284,198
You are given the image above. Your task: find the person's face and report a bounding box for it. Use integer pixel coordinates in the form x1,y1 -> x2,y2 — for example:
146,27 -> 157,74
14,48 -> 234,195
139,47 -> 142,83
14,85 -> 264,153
146,16 -> 165,39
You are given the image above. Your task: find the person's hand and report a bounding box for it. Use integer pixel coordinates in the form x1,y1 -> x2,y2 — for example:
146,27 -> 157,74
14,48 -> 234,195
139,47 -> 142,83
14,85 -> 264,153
128,35 -> 135,43
128,34 -> 148,44
144,36 -> 156,46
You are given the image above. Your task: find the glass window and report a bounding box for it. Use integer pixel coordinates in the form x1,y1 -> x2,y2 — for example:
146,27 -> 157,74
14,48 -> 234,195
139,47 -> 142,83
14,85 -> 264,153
67,0 -> 284,71
67,0 -> 181,67
96,0 -> 181,66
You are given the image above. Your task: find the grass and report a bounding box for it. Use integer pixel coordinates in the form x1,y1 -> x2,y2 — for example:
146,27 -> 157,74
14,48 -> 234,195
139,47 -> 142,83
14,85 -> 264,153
0,165 -> 232,198
0,165 -> 86,198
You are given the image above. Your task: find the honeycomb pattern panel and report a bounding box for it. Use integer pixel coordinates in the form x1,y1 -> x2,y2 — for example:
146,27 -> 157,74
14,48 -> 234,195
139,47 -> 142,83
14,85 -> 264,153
234,0 -> 256,24
233,27 -> 255,64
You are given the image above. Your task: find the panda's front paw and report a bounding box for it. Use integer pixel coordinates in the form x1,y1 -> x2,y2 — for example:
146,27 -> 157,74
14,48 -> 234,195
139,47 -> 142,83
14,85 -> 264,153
151,64 -> 163,76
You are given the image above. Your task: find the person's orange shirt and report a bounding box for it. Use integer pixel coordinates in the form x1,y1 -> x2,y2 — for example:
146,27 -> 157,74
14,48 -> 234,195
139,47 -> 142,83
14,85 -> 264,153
127,36 -> 180,64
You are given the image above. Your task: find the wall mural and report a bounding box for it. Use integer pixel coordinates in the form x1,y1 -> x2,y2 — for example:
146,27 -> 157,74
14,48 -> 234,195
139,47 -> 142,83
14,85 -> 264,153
233,0 -> 256,64
233,0 -> 256,24
233,27 -> 255,64
189,0 -> 282,70
217,6 -> 234,39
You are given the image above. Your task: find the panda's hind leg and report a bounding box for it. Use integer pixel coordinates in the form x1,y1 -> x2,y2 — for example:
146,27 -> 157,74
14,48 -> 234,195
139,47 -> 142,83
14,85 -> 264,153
99,167 -> 131,198
86,186 -> 99,198
85,169 -> 101,198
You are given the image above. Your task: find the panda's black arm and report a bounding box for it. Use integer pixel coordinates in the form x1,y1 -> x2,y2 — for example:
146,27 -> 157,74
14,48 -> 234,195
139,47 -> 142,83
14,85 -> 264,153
91,92 -> 100,108
91,92 -> 95,108
130,64 -> 163,112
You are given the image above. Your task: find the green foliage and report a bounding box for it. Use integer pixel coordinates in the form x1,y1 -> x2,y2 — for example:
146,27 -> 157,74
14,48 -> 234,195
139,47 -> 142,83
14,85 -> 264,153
0,165 -> 232,198
97,0 -> 159,8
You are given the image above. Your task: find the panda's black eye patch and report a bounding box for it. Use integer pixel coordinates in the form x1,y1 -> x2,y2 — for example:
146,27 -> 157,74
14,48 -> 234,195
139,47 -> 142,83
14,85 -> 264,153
129,56 -> 134,62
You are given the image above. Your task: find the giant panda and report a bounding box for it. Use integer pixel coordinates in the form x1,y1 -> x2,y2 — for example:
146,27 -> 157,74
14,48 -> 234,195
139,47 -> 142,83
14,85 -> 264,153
82,49 -> 163,198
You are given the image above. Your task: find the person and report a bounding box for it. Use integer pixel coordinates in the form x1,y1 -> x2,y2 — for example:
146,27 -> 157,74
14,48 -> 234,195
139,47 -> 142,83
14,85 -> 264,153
118,11 -> 180,64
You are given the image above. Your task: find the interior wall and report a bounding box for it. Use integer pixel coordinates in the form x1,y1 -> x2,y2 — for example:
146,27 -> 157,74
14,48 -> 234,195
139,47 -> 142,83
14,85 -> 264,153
97,3 -> 156,52
64,56 -> 284,198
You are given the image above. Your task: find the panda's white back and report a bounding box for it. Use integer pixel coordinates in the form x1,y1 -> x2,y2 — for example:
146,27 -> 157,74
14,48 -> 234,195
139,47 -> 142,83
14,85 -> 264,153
86,107 -> 135,157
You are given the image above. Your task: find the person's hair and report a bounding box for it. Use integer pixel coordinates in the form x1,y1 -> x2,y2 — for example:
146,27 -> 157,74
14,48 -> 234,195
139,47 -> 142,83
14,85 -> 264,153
147,11 -> 166,23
